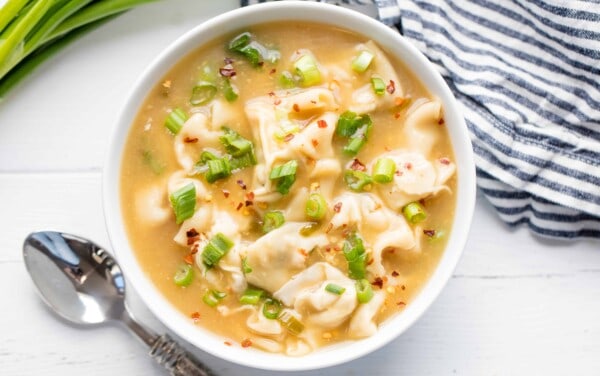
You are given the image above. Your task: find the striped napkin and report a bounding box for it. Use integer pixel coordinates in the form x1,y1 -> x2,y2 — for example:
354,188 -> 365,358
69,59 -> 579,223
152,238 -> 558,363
241,0 -> 600,239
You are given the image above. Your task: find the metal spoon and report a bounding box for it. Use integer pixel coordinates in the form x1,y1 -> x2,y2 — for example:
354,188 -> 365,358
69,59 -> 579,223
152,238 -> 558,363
22,231 -> 214,376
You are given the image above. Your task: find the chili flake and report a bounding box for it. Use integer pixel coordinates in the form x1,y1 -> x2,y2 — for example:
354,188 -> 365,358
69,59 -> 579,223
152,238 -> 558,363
311,139 -> 319,147
372,277 -> 384,289
333,202 -> 342,213
241,338 -> 253,348
237,179 -> 247,190
222,189 -> 230,198
317,119 -> 328,128
184,254 -> 194,265
439,157 -> 451,165
190,312 -> 201,322
392,270 -> 399,277
184,136 -> 199,143
386,80 -> 396,94
284,133 -> 295,142
423,229 -> 436,237
186,229 -> 199,238
350,158 -> 366,171
293,103 -> 300,112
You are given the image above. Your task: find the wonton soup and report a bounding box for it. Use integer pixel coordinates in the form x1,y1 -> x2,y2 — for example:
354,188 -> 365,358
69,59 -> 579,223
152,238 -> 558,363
120,22 -> 456,356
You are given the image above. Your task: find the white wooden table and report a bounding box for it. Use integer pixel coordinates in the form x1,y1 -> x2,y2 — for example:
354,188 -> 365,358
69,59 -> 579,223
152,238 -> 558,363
1,1 -> 599,375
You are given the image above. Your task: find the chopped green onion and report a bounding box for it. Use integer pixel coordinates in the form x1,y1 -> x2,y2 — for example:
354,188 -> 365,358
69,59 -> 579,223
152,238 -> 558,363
402,202 -> 427,224
230,152 -> 257,171
305,193 -> 327,221
278,311 -> 304,335
269,160 -> 298,195
190,81 -> 217,106
173,264 -> 194,287
220,127 -> 252,157
203,289 -> 227,307
205,157 -> 231,183
355,279 -> 374,303
344,134 -> 367,155
228,32 -> 251,51
222,78 -> 238,102
336,112 -> 373,155
344,170 -> 373,192
165,107 -> 188,134
242,257 -> 252,274
239,288 -> 264,305
169,183 -> 196,224
262,298 -> 282,319
325,283 -> 346,295
274,120 -> 300,140
336,111 -> 359,137
293,54 -> 321,87
200,150 -> 220,163
202,233 -> 234,268
142,150 -> 165,175
352,50 -> 374,73
371,76 -> 386,95
343,232 -> 367,280
278,70 -> 296,88
372,157 -> 396,183
262,211 -> 285,233
299,222 -> 320,237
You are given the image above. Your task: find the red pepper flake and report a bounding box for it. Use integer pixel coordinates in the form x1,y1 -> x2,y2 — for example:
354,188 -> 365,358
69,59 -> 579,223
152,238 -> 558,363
236,202 -> 244,211
333,245 -> 341,252
237,179 -> 247,190
184,136 -> 198,143
293,103 -> 300,112
241,338 -> 252,348
219,67 -> 236,78
401,285 -> 406,290
423,229 -> 436,237
333,202 -> 342,213
394,112 -> 401,119
306,157 -> 315,166
299,248 -> 308,257
187,236 -> 199,246
224,341 -> 232,346
317,119 -> 328,128
184,254 -> 194,265
310,100 -> 317,104
245,191 -> 255,201
391,270 -> 399,277
257,61 -> 264,67
245,200 -> 253,207
397,301 -> 406,307
325,245 -> 332,252
394,97 -> 406,106
404,162 -> 413,170
372,277 -> 384,289
325,222 -> 333,234
222,189 -> 230,198
190,312 -> 201,322
269,68 -> 277,74
190,245 -> 199,254
438,117 -> 445,125
311,139 -> 319,147
274,98 -> 282,106
284,133 -> 295,142
386,80 -> 396,94
186,229 -> 199,238
439,157 -> 450,165
224,57 -> 234,65
268,91 -> 275,97
350,158 -> 366,171
367,258 -> 374,266
395,170 -> 403,176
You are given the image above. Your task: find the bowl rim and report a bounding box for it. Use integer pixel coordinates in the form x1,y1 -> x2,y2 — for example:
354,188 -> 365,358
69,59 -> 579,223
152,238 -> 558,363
103,1 -> 476,371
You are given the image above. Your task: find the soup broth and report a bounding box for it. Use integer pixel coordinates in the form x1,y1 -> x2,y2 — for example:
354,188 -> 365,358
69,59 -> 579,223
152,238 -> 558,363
121,22 -> 456,355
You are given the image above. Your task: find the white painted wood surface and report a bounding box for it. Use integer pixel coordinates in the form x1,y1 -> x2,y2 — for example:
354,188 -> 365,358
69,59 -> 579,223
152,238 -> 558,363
1,1 -> 599,375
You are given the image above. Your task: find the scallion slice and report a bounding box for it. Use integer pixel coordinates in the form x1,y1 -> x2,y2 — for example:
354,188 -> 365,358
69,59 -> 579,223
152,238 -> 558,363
402,202 -> 427,224
242,257 -> 252,274
165,107 -> 188,135
203,289 -> 227,307
343,232 -> 367,280
230,153 -> 257,171
299,222 -> 320,237
220,127 -> 252,157
352,50 -> 374,73
372,157 -> 396,183
169,183 -> 196,224
262,298 -> 282,319
325,283 -> 346,295
344,134 -> 367,156
305,193 -> 327,221
278,70 -> 296,88
371,76 -> 386,95
355,279 -> 374,303
278,311 -> 304,335
336,111 -> 360,137
262,211 -> 285,233
294,54 -> 321,87
205,157 -> 232,183
344,170 -> 373,192
239,288 -> 264,305
222,78 -> 239,102
202,233 -> 234,268
228,32 -> 251,51
269,160 -> 298,195
190,81 -> 217,106
173,264 -> 194,287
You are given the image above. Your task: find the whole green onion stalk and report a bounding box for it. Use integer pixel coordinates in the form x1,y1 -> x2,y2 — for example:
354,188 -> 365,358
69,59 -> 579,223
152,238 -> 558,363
0,0 -> 157,100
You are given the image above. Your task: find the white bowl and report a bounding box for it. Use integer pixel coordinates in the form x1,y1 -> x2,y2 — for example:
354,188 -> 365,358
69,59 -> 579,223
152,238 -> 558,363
103,1 -> 476,371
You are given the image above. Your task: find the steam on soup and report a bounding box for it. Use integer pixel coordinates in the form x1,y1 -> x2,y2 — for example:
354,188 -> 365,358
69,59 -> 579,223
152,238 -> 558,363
121,22 -> 456,355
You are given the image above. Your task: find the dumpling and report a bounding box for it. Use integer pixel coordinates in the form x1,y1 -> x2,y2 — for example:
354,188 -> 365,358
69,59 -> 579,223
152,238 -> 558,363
349,40 -> 404,114
246,303 -> 283,336
274,262 -> 357,329
288,112 -> 338,160
173,112 -> 221,172
402,100 -> 442,156
135,184 -> 170,225
244,222 -> 329,293
348,291 -> 385,338
373,150 -> 456,211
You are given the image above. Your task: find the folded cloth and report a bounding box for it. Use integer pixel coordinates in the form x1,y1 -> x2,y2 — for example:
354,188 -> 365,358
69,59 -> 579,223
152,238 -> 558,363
241,0 -> 600,239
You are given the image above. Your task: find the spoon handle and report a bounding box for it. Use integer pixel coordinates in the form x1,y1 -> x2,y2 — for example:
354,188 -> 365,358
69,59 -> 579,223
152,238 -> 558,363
150,334 -> 215,376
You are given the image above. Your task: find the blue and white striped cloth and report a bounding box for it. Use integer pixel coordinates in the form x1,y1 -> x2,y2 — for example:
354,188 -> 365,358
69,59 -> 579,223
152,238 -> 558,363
242,0 -> 600,239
